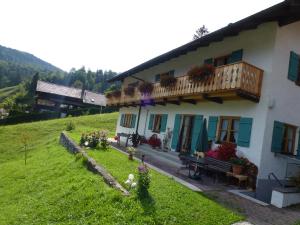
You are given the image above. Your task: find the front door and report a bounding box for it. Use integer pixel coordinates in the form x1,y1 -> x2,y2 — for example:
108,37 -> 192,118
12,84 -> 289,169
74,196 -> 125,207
177,115 -> 194,153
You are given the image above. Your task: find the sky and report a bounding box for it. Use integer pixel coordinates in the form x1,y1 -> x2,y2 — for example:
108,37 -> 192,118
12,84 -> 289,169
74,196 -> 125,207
0,0 -> 283,73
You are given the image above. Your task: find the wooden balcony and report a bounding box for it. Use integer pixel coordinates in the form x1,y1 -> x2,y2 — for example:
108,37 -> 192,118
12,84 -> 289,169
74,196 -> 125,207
107,61 -> 263,106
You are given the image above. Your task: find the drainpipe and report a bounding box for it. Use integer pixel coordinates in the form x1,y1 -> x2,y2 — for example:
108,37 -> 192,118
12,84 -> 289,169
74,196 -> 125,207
135,104 -> 142,135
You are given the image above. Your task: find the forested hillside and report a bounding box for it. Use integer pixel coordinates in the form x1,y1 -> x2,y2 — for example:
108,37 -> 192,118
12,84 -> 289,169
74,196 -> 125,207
0,45 -> 62,88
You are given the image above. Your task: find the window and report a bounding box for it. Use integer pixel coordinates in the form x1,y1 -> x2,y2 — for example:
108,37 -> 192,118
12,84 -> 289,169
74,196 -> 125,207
154,70 -> 175,82
214,55 -> 231,67
148,114 -> 168,133
282,124 -> 296,155
271,121 -> 298,155
120,114 -> 135,128
218,116 -> 240,144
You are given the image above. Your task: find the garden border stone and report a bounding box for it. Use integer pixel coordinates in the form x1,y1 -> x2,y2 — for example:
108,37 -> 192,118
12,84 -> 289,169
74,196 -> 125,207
59,131 -> 129,196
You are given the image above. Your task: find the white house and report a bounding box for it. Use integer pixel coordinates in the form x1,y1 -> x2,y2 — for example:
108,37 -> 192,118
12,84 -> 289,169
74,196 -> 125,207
107,0 -> 300,191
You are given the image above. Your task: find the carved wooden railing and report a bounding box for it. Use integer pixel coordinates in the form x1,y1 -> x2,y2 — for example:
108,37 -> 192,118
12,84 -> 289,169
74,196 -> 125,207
107,61 -> 263,105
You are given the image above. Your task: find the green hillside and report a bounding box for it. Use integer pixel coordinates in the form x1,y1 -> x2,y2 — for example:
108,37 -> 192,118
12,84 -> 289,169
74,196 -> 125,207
0,44 -> 63,88
0,113 -> 242,225
0,85 -> 19,102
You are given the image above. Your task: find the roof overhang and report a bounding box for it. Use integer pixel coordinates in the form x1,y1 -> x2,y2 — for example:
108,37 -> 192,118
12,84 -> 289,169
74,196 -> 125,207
109,0 -> 300,82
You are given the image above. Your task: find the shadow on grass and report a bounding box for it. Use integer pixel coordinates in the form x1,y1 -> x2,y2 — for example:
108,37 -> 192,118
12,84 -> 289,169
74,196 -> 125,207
137,190 -> 156,216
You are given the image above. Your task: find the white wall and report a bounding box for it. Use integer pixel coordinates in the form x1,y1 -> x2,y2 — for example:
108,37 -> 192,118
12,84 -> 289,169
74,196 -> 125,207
259,21 -> 300,179
122,22 -> 277,86
117,99 -> 268,169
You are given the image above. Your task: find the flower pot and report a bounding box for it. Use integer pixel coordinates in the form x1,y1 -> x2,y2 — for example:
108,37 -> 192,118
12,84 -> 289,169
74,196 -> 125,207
232,165 -> 243,175
128,154 -> 133,160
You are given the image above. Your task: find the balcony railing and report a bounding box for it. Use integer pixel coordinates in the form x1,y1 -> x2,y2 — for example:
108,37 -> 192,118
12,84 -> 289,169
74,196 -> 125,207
107,61 -> 263,106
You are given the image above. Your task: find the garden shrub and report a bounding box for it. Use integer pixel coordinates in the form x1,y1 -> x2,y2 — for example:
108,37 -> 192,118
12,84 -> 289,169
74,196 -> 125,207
137,163 -> 151,197
65,121 -> 75,131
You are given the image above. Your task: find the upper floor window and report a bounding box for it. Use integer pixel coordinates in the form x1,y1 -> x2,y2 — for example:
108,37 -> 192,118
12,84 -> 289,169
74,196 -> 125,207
214,55 -> 231,67
211,49 -> 243,67
218,116 -> 240,144
155,70 -> 175,82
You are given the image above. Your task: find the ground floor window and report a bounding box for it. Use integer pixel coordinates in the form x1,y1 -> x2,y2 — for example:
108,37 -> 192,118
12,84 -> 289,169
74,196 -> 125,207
218,116 -> 240,144
282,124 -> 296,155
120,114 -> 135,128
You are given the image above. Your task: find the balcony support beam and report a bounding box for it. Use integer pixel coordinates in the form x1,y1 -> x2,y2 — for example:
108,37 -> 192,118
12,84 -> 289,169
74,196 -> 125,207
236,90 -> 260,103
164,98 -> 180,105
202,94 -> 223,104
179,97 -> 197,105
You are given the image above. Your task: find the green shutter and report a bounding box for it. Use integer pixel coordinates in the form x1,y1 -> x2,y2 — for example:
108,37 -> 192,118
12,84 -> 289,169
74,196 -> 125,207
204,58 -> 213,65
171,114 -> 182,150
148,114 -> 154,130
237,118 -> 253,147
288,51 -> 299,82
191,115 -> 204,153
297,130 -> 300,159
131,114 -> 137,128
228,49 -> 243,64
120,114 -> 125,127
160,114 -> 168,132
271,121 -> 284,153
208,116 -> 218,141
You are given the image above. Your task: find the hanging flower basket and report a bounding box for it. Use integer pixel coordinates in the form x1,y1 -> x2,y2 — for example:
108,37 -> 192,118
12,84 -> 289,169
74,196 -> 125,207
160,75 -> 177,88
138,82 -> 154,95
187,64 -> 215,83
124,86 -> 135,96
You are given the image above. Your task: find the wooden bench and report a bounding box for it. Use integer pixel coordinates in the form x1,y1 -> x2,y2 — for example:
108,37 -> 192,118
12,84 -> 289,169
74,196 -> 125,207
226,172 -> 248,188
204,157 -> 232,182
116,133 -> 131,147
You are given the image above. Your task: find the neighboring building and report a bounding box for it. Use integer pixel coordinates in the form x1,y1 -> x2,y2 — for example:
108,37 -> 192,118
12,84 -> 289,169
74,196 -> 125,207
107,0 -> 300,190
35,80 -> 106,114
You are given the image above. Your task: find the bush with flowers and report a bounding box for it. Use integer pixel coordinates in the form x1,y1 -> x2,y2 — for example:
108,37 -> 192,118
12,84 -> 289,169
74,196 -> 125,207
80,130 -> 109,150
124,174 -> 137,190
187,64 -> 215,83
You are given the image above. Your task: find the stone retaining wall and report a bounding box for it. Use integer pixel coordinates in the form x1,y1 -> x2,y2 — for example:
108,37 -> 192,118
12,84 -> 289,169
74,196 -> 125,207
59,132 -> 129,196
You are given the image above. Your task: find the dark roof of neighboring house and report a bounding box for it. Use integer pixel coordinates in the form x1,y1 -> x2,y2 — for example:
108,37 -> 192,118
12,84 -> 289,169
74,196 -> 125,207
36,80 -> 106,106
109,0 -> 300,82
36,80 -> 82,99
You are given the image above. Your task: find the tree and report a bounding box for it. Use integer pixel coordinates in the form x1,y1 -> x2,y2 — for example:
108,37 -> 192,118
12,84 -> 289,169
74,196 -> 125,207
193,25 -> 209,40
29,72 -> 39,95
72,80 -> 83,89
20,132 -> 32,165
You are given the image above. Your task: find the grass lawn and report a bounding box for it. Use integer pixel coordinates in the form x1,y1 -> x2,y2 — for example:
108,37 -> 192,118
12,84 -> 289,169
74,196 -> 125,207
0,113 -> 243,225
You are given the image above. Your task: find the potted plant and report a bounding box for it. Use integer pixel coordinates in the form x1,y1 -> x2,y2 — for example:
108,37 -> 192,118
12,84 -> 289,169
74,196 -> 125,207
138,82 -> 154,95
229,157 -> 247,175
160,75 -> 177,88
126,146 -> 136,160
187,64 -> 215,83
124,86 -> 135,96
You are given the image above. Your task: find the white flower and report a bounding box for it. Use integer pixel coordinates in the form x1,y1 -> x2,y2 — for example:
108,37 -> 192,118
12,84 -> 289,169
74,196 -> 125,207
131,182 -> 137,188
128,174 -> 134,181
125,179 -> 131,184
84,141 -> 89,146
